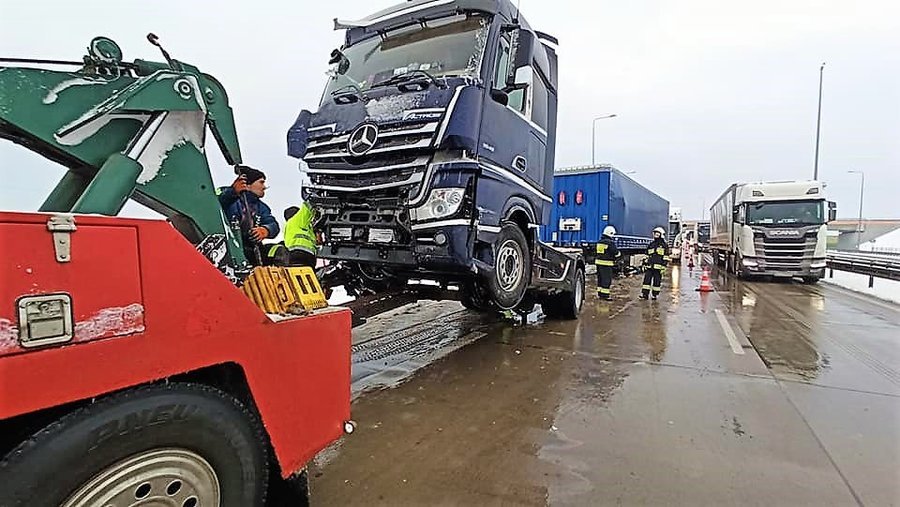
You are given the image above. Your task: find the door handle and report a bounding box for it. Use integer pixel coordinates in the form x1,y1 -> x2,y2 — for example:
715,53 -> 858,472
512,155 -> 527,172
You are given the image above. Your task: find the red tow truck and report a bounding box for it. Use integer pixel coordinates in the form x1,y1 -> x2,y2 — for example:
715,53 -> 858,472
0,36 -> 351,505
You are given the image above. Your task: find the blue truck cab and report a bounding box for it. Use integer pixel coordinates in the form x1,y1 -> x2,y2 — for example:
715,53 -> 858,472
288,0 -> 583,314
542,165 -> 670,260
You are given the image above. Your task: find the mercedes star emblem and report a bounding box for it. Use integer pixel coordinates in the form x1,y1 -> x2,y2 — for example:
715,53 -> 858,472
348,123 -> 379,156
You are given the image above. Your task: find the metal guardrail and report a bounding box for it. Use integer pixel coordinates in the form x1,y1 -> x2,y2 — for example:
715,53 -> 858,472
826,250 -> 900,285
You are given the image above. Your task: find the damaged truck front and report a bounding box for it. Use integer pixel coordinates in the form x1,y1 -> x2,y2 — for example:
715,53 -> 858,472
289,0 -> 579,313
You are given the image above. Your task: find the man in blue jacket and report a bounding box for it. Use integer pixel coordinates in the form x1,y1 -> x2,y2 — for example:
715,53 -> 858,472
218,166 -> 280,265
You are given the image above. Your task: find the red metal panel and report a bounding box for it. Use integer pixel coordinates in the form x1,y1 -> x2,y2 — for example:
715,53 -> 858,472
0,219 -> 143,357
0,212 -> 351,478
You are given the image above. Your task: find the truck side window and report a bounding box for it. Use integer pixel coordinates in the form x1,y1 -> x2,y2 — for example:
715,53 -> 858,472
493,37 -> 511,90
508,66 -> 532,115
494,31 -> 532,118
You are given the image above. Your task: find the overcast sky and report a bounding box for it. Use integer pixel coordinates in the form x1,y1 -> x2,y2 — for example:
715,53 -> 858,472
1,0 -> 897,221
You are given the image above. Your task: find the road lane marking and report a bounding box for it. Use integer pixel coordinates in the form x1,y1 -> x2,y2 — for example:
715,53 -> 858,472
715,309 -> 745,355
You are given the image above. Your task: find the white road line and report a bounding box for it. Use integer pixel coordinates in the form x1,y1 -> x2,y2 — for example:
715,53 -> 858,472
714,309 -> 745,355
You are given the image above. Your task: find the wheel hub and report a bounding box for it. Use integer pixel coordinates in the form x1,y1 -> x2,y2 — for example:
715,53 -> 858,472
62,448 -> 220,507
496,239 -> 523,291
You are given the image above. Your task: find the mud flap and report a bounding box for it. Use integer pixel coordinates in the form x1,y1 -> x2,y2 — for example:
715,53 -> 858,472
241,267 -> 327,314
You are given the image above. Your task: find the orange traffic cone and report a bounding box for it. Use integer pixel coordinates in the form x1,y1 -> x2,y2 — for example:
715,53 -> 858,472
696,268 -> 713,292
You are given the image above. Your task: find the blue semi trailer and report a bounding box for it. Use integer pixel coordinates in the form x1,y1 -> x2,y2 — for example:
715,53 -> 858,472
287,0 -> 585,317
541,165 -> 670,257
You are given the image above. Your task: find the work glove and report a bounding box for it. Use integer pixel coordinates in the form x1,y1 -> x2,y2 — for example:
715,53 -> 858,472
231,175 -> 249,193
250,226 -> 268,242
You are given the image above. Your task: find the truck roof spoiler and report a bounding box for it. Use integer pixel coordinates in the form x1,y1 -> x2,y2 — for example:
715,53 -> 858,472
333,0 -> 456,30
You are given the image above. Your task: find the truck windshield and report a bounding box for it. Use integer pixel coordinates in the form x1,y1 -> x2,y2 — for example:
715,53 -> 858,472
323,14 -> 489,100
669,222 -> 681,238
746,201 -> 825,226
698,224 -> 710,243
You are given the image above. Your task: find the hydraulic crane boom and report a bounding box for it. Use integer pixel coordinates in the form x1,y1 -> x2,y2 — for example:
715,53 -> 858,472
0,35 -> 249,271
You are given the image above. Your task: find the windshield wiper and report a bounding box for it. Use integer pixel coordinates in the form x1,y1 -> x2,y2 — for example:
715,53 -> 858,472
370,69 -> 447,90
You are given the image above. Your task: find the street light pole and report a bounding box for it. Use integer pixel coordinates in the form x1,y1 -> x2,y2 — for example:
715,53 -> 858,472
591,114 -> 617,166
814,62 -> 826,180
849,170 -> 865,249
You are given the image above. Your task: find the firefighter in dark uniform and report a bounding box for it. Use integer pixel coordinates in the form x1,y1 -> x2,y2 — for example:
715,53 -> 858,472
641,226 -> 669,300
595,225 -> 621,299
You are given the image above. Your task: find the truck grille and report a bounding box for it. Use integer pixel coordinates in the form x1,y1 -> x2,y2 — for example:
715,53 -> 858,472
303,119 -> 440,196
305,120 -> 438,162
753,232 -> 818,271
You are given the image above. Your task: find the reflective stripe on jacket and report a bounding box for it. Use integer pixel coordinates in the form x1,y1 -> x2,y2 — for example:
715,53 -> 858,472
646,237 -> 669,268
595,236 -> 621,266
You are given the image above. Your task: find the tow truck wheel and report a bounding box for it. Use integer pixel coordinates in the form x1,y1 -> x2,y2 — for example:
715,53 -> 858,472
487,222 -> 531,310
0,383 -> 269,507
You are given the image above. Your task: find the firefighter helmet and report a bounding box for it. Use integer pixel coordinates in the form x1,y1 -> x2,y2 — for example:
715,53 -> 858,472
603,225 -> 617,237
653,226 -> 666,236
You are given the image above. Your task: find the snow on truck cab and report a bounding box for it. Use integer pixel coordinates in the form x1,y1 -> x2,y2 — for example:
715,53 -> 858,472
288,0 -> 579,312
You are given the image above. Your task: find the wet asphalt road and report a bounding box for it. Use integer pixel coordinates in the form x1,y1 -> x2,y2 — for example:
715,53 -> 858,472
312,258 -> 900,506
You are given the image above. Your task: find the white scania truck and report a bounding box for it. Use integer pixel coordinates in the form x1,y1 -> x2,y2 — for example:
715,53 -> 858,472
709,180 -> 836,283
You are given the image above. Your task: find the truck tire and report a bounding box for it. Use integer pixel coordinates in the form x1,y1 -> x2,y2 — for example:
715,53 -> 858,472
461,280 -> 493,313
0,383 -> 269,507
802,276 -> 820,284
352,263 -> 405,294
734,253 -> 746,280
487,222 -> 531,310
542,266 -> 585,320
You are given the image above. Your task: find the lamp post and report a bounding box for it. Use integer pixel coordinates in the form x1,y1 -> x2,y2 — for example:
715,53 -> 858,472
848,170 -> 865,249
814,62 -> 825,180
591,114 -> 617,166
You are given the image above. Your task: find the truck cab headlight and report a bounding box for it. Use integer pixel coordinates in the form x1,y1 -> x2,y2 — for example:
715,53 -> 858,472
742,258 -> 758,267
811,261 -> 826,269
413,187 -> 466,221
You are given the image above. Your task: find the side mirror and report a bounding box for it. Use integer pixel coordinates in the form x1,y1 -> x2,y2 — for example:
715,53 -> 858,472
827,201 -> 837,222
732,206 -> 740,223
329,49 -> 350,75
490,88 -> 509,106
506,29 -> 536,88
504,66 -> 532,93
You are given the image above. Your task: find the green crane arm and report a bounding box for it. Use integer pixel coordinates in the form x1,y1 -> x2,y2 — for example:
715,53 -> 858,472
0,36 -> 249,272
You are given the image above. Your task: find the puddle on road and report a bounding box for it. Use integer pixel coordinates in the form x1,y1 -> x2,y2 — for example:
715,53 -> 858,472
314,278 -> 672,505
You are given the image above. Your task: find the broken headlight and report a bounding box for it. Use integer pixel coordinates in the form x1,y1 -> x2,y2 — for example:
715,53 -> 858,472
413,187 -> 466,221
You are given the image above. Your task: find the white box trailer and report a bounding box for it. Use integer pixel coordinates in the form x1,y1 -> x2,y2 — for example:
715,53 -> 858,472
709,180 -> 836,282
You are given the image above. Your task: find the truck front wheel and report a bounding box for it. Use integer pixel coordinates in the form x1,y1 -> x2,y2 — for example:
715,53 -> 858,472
487,222 -> 531,310
0,383 -> 269,507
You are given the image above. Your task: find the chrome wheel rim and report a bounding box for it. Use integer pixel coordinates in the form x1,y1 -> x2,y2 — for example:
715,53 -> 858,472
63,448 -> 220,507
496,239 -> 524,292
